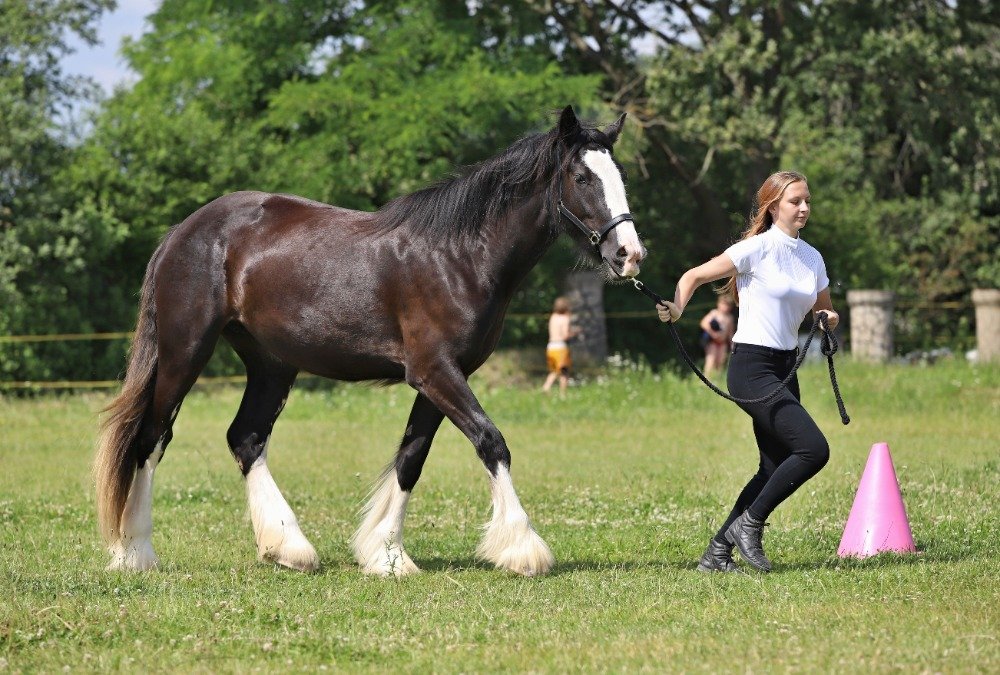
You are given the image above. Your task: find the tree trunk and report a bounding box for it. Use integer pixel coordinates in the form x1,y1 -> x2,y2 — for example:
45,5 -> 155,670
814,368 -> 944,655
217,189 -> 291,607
564,270 -> 607,366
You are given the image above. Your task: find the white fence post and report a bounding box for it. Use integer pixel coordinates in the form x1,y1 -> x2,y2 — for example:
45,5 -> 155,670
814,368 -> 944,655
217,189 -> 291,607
846,290 -> 895,363
972,288 -> 1000,363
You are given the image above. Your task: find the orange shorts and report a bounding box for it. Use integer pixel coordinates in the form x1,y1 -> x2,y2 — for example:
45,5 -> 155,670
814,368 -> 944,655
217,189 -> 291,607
546,346 -> 571,374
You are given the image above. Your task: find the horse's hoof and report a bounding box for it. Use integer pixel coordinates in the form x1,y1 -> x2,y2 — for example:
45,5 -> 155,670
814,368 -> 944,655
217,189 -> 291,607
493,550 -> 555,577
259,534 -> 319,572
107,539 -> 160,572
358,545 -> 420,577
477,525 -> 555,577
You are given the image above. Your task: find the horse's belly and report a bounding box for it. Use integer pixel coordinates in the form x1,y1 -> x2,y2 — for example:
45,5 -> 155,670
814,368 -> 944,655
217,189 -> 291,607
236,315 -> 406,382
301,353 -> 406,382
281,338 -> 403,382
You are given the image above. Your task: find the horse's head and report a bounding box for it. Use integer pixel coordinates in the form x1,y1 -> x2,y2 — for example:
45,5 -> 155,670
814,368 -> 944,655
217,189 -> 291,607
555,106 -> 647,279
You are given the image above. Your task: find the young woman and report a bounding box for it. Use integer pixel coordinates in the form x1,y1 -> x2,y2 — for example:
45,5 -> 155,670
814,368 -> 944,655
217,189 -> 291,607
657,171 -> 840,573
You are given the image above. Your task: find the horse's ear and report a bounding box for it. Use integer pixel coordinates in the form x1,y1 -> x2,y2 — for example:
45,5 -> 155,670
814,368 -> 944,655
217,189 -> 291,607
558,105 -> 581,144
603,112 -> 627,145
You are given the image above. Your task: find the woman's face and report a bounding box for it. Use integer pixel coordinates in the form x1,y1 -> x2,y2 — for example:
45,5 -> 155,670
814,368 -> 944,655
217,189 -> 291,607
770,181 -> 810,237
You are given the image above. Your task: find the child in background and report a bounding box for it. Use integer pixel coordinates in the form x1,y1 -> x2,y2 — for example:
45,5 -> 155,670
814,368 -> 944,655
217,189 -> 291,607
542,297 -> 580,396
699,295 -> 737,376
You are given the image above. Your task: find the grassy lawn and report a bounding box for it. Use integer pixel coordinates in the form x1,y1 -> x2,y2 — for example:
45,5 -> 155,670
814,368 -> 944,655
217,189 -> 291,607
1,358 -> 997,672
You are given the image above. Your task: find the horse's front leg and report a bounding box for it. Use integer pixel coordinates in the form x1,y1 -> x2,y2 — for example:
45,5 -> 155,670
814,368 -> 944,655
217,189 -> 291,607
352,393 -> 444,576
408,360 -> 554,577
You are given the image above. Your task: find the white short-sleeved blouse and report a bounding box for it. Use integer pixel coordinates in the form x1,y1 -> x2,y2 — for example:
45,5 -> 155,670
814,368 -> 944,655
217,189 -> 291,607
724,226 -> 829,351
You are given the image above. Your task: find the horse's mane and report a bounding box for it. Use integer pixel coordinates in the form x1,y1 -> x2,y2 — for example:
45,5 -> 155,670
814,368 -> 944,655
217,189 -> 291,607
373,122 -> 615,239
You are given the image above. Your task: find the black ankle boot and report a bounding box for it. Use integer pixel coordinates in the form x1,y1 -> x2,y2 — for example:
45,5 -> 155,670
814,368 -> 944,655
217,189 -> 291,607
696,538 -> 739,572
724,511 -> 772,572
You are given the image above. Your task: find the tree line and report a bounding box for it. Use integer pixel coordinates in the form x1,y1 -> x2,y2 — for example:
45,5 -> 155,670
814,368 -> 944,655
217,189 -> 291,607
2,0 -> 997,382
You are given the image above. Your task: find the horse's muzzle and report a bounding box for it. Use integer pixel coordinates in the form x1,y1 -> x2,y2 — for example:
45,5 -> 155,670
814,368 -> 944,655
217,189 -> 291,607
611,241 -> 646,278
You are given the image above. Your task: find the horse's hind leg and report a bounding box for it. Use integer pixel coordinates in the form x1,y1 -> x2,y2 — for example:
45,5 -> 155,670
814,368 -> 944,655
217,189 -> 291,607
110,401 -> 174,570
111,327 -> 220,571
352,393 -> 444,576
225,334 -> 317,572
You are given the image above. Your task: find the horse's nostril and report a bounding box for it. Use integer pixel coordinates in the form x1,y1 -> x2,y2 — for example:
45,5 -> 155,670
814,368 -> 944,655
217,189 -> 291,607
616,246 -> 628,259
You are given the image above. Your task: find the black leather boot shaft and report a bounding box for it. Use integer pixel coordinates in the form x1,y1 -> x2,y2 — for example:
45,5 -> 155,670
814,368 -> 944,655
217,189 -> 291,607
724,511 -> 772,572
696,538 -> 739,572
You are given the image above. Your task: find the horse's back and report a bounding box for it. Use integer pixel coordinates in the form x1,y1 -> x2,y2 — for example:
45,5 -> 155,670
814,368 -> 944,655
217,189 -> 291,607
158,190 -> 375,272
179,190 -> 370,235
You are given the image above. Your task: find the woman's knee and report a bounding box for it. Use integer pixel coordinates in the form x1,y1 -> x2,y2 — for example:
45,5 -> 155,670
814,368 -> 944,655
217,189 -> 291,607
801,434 -> 830,470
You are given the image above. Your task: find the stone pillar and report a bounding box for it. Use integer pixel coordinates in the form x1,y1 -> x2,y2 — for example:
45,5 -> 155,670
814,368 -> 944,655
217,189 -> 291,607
972,289 -> 1000,363
847,290 -> 895,363
564,270 -> 607,366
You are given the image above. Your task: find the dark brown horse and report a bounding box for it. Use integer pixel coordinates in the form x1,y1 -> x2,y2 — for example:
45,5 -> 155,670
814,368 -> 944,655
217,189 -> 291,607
95,106 -> 646,576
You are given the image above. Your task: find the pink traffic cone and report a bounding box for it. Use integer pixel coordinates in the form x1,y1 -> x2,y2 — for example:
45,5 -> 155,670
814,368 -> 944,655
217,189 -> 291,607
838,442 -> 917,558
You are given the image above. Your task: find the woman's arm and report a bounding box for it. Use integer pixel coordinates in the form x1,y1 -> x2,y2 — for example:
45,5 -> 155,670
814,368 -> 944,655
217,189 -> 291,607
812,287 -> 840,331
657,254 -> 737,323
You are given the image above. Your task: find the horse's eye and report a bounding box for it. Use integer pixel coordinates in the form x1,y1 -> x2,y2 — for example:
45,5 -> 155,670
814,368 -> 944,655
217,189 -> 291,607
574,174 -> 588,185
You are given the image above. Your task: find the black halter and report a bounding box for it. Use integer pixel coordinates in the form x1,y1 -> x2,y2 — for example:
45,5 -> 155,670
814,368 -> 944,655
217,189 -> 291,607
554,142 -> 634,253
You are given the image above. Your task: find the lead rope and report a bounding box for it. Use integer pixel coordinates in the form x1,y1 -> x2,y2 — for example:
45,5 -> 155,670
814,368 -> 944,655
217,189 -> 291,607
630,279 -> 850,424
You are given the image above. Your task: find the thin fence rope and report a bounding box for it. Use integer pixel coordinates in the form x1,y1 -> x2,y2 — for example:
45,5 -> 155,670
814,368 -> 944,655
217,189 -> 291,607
0,304 -> 718,345
0,373 -> 324,391
0,297 -> 969,390
0,332 -> 134,344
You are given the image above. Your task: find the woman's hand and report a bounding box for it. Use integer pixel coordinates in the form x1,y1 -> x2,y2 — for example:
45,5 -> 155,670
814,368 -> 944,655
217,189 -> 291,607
657,300 -> 683,323
816,309 -> 839,331
813,289 -> 838,331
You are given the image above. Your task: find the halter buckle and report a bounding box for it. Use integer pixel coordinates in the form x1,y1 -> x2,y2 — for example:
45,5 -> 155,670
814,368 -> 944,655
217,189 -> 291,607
589,232 -> 601,246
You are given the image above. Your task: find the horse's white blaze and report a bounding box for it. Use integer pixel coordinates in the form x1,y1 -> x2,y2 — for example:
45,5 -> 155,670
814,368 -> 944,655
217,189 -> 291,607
108,441 -> 164,571
351,469 -> 419,576
246,445 -> 318,572
582,149 -> 645,277
476,464 -> 554,576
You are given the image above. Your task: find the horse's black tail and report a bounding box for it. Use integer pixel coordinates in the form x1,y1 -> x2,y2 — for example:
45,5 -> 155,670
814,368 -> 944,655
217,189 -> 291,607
94,245 -> 163,544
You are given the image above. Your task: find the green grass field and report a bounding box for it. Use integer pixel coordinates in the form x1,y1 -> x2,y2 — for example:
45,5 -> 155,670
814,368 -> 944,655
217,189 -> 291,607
1,357 -> 998,672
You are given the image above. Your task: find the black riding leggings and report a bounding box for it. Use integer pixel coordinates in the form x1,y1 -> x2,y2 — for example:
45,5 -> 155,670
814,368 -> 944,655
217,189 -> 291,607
713,343 -> 830,543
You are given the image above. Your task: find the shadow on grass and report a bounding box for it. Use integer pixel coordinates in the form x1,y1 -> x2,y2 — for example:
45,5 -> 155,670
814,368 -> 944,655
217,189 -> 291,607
299,545 -> 974,579
762,548 -> 981,573
413,556 -> 699,576
550,559 -> 696,574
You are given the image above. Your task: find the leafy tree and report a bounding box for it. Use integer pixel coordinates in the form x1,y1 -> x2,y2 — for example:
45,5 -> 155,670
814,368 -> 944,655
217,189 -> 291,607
261,2 -> 599,207
0,0 -> 115,379
523,0 -> 998,356
5,0 -> 997,382
777,1 -> 999,350
5,0 -> 601,380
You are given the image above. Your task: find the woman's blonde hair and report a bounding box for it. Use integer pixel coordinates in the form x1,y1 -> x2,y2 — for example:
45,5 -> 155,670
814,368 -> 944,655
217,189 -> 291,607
720,171 -> 808,302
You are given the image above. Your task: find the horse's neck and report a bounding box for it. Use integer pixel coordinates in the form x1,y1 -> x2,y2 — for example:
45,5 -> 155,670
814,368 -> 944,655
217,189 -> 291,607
480,191 -> 558,296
